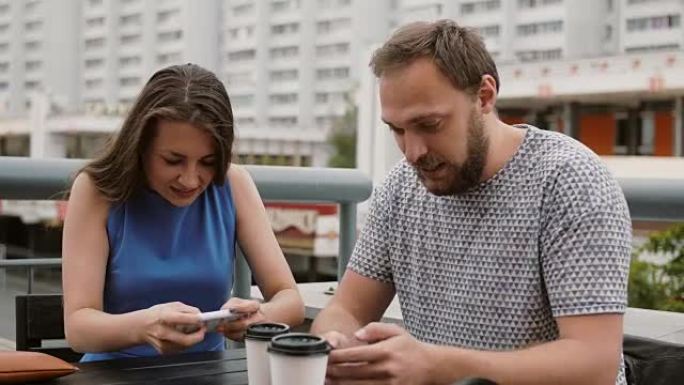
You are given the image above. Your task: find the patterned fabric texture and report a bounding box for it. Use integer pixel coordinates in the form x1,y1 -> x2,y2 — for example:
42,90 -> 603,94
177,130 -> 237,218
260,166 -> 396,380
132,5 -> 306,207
348,126 -> 631,384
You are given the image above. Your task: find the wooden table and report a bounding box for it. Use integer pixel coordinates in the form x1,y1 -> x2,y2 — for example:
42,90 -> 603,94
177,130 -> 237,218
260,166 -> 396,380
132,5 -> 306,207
38,349 -> 248,385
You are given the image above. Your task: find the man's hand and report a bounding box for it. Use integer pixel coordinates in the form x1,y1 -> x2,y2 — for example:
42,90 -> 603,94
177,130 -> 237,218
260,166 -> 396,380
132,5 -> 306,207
321,330 -> 366,349
326,322 -> 440,385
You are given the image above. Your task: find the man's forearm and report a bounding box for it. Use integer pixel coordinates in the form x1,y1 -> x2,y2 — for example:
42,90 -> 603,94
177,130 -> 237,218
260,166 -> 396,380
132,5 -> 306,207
310,304 -> 364,337
430,338 -> 620,385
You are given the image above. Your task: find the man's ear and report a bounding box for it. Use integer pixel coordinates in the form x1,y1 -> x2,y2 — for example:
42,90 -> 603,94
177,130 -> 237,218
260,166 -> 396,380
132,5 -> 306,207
477,75 -> 498,114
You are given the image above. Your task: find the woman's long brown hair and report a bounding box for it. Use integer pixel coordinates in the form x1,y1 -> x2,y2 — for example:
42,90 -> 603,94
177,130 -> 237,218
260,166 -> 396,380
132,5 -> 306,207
81,63 -> 234,202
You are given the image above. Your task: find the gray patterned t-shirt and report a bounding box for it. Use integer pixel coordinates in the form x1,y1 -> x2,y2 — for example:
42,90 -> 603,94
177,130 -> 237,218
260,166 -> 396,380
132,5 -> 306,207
348,126 -> 631,384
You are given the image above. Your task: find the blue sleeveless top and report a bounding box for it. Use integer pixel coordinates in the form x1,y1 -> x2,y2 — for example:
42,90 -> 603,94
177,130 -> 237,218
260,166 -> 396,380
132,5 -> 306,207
81,182 -> 236,362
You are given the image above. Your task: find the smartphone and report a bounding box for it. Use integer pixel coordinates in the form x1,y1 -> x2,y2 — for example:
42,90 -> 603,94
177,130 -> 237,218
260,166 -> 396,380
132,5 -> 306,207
176,309 -> 245,334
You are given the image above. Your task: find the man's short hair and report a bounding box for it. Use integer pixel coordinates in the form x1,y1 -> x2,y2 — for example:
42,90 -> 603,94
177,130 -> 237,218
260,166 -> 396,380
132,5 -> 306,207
370,19 -> 500,95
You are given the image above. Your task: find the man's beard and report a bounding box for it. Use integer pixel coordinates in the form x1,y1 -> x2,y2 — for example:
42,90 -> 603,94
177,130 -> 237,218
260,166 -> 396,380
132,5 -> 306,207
413,110 -> 488,196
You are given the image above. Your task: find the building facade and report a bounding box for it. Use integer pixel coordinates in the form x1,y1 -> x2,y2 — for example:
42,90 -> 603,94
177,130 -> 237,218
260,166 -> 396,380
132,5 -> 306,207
0,0 -> 683,165
0,0 -> 331,165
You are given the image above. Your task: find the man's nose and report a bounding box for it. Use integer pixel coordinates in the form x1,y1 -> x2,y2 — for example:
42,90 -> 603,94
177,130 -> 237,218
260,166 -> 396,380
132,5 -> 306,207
402,132 -> 428,164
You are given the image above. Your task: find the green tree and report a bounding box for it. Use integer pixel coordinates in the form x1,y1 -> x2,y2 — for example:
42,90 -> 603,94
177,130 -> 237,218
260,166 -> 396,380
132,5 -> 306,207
629,223 -> 684,312
327,94 -> 357,169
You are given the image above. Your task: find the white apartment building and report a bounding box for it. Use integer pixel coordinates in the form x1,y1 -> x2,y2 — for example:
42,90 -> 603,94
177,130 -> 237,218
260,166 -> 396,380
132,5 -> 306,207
620,0 -> 683,53
358,0 -> 684,189
222,0 -> 392,132
80,0 -> 220,111
1,0 -> 684,164
0,0 -> 330,165
395,0 -> 613,63
0,0 -> 80,118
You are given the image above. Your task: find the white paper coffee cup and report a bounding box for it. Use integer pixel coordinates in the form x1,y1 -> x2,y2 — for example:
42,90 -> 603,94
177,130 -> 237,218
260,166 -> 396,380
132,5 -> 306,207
268,333 -> 331,385
245,322 -> 290,385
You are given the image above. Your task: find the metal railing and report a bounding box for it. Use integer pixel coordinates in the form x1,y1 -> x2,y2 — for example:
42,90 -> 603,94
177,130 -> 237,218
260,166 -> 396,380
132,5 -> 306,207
1,157 -> 684,295
0,157 -> 373,296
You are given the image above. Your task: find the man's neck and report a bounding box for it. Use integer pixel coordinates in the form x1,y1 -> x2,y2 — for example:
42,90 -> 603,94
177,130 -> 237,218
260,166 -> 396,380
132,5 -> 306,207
481,117 -> 527,182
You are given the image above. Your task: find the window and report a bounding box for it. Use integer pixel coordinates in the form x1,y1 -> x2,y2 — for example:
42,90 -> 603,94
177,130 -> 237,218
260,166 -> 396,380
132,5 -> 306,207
315,115 -> 336,128
25,80 -> 39,90
86,17 -> 105,28
157,9 -> 179,23
271,22 -> 300,35
228,25 -> 255,39
236,117 -> 255,127
316,67 -> 349,80
315,42 -> 349,57
120,76 -> 140,87
315,91 -> 346,104
226,71 -> 253,85
628,0 -> 664,4
515,48 -> 562,62
269,116 -> 298,127
25,21 -> 42,32
271,0 -> 300,12
25,0 -> 39,12
233,3 -> 255,16
269,93 -> 298,105
0,43 -> 8,53
85,58 -> 104,68
604,25 -> 613,41
318,0 -> 352,9
65,134 -> 110,159
460,0 -> 501,14
88,0 -> 103,6
120,33 -> 141,44
25,40 -> 41,50
614,114 -> 646,155
157,52 -> 181,64
158,30 -> 182,42
0,62 -> 9,72
627,15 -> 681,32
119,56 -> 141,67
120,14 -> 142,26
518,0 -> 562,8
25,60 -> 41,71
0,136 -> 30,157
270,46 -> 299,59
232,94 -> 254,107
0,4 -> 9,13
625,43 -> 680,53
316,18 -> 351,34
476,24 -> 500,38
85,37 -> 105,49
270,69 -> 298,81
517,20 -> 563,36
0,24 -> 9,33
85,78 -> 103,89
227,49 -> 256,61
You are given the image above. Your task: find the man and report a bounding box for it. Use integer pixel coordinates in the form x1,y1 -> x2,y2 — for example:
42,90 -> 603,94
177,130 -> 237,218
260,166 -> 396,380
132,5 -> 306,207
311,20 -> 631,385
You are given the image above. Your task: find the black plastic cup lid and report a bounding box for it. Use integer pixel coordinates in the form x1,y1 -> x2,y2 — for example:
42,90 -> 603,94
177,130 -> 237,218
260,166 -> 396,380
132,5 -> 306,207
268,333 -> 331,356
245,322 -> 290,341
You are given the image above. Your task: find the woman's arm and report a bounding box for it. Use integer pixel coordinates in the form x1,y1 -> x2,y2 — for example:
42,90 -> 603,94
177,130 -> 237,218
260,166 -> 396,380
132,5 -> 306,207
227,165 -> 305,326
62,172 -> 204,354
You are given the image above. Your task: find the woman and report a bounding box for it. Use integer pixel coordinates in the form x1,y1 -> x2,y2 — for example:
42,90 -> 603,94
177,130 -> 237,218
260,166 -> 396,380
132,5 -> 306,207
62,64 -> 304,362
